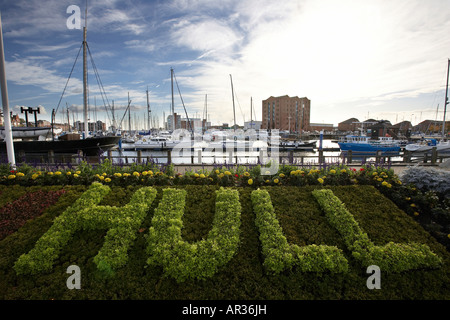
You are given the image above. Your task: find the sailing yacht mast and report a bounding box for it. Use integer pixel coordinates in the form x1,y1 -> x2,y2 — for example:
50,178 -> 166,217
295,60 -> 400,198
82,3 -> 88,139
250,97 -> 253,129
443,58 -> 449,138
0,12 -> 15,167
171,68 -> 175,131
230,74 -> 236,130
147,87 -> 151,131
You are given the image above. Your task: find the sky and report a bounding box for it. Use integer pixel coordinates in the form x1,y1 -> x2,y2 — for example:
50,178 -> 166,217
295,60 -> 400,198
1,0 -> 450,130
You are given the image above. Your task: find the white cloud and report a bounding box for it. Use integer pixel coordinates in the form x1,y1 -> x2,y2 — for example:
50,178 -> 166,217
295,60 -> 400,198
160,0 -> 450,125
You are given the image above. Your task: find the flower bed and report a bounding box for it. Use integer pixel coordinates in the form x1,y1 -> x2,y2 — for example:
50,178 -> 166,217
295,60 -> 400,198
0,187 -> 66,240
0,184 -> 450,300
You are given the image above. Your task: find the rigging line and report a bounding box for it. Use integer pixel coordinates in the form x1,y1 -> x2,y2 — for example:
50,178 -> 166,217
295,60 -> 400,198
55,43 -> 83,115
233,86 -> 245,124
172,71 -> 193,133
86,43 -> 112,123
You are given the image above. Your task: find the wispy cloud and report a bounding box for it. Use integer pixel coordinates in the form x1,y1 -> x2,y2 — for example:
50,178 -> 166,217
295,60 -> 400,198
2,0 -> 450,127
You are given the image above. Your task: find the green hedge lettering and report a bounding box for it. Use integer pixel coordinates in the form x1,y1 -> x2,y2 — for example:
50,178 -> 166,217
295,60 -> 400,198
251,189 -> 349,274
312,188 -> 442,272
146,187 -> 241,282
14,182 -> 157,275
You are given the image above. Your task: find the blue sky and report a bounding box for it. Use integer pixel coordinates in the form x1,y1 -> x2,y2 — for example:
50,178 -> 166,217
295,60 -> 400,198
1,0 -> 450,129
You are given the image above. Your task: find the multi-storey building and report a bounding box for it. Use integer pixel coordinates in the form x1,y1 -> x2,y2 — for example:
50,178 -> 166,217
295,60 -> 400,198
261,95 -> 310,132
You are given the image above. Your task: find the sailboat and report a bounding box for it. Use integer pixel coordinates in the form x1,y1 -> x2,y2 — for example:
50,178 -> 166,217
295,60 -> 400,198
0,4 -> 120,158
405,59 -> 450,155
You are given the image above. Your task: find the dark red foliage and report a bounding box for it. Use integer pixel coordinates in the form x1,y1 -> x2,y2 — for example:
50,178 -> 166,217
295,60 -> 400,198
0,189 -> 66,240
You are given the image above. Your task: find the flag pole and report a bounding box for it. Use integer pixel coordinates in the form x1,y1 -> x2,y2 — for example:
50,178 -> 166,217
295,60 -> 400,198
0,12 -> 16,169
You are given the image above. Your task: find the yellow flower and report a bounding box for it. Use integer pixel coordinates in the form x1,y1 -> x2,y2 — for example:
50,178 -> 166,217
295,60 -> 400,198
290,170 -> 297,176
105,178 -> 111,183
265,180 -> 270,183
199,173 -> 206,178
48,172 -> 54,175
215,169 -> 220,174
32,174 -> 39,180
248,179 -> 253,185
298,170 -> 304,175
372,172 -> 378,176
73,174 -> 79,178
142,171 -> 148,176
133,172 -> 140,177
396,180 -> 402,185
341,169 -> 347,173
99,176 -> 105,180
16,172 -> 24,177
244,172 -> 250,177
114,173 -> 122,178
219,173 -> 224,178
194,173 -> 199,178
329,169 -> 336,174
102,172 -> 107,176
225,171 -> 232,176
55,171 -> 61,175
66,171 -> 72,175
414,212 -> 419,216
387,183 -> 392,188
377,178 -> 383,182
123,173 -> 130,177
274,178 -> 279,184
410,203 -> 416,207
405,197 -> 411,201
148,170 -> 153,175
8,175 -> 16,180
279,173 -> 285,178
75,171 -> 81,175
317,178 -> 324,184
382,181 -> 388,186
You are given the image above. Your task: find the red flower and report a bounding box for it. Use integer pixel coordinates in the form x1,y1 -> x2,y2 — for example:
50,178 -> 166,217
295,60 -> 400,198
235,174 -> 239,178
360,168 -> 365,171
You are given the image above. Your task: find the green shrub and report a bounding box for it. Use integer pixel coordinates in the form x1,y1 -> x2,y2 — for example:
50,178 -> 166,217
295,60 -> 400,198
312,188 -> 443,272
13,183 -> 157,276
251,189 -> 348,274
146,187 -> 241,282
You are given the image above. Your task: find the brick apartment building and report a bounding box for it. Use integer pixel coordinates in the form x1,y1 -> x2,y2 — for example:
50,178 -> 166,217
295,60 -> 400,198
261,95 -> 310,132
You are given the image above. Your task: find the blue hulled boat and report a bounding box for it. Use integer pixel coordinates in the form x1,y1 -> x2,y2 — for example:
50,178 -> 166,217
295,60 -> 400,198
338,135 -> 401,156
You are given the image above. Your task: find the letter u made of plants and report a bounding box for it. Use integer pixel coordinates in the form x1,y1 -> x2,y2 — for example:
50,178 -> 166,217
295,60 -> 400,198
312,189 -> 442,272
250,189 -> 349,274
14,182 -> 157,276
146,187 -> 241,283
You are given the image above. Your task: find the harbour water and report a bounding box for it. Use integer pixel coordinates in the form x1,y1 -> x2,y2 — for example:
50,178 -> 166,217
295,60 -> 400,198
102,139 -> 346,166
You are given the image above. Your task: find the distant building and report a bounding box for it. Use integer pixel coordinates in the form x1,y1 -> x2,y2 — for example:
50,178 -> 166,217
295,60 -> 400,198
166,113 -> 181,130
37,120 -> 51,127
338,118 -> 359,132
309,123 -> 334,132
261,95 -> 311,132
412,120 -> 450,134
73,120 -> 105,132
180,118 -> 205,132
